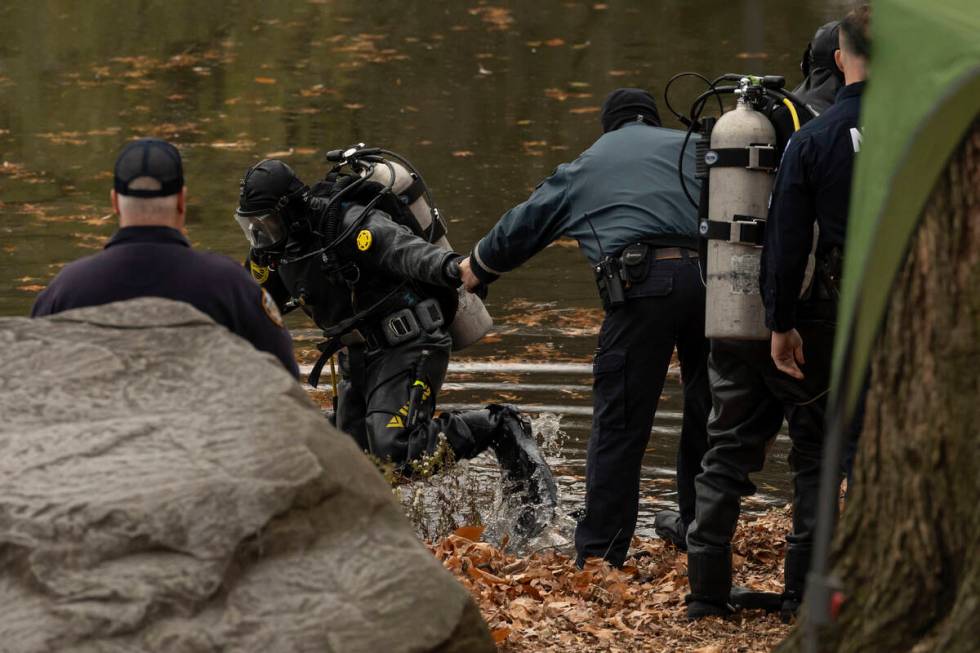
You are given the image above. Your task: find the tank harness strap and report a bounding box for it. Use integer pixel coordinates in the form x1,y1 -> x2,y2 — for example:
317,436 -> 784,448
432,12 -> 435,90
699,216 -> 767,246
397,174 -> 426,205
705,145 -> 778,171
395,175 -> 447,242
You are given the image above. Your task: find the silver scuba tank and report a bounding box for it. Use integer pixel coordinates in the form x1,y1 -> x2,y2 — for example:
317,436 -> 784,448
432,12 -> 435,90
702,87 -> 778,340
361,159 -> 494,350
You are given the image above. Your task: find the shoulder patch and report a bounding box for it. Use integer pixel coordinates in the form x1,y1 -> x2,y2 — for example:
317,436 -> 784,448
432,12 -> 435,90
260,288 -> 285,328
250,260 -> 270,284
356,229 -> 373,252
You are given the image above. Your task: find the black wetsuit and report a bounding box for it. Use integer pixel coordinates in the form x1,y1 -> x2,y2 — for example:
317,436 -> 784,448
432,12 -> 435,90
254,203 -> 527,467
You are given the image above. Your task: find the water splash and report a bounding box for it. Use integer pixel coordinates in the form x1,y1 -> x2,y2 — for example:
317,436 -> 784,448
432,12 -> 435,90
398,412 -> 574,553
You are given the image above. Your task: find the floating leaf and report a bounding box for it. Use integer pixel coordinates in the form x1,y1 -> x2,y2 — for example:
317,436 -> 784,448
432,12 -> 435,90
736,52 -> 770,59
451,150 -> 475,157
253,76 -> 277,84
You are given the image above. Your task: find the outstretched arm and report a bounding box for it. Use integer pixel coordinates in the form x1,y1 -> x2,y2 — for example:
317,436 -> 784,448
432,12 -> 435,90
344,206 -> 462,288
467,164 -> 572,286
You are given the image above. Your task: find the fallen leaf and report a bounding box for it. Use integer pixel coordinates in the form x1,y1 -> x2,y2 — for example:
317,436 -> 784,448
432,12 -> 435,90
490,626 -> 510,643
254,76 -> 277,84
454,525 -> 485,541
451,150 -> 475,158
736,52 -> 770,60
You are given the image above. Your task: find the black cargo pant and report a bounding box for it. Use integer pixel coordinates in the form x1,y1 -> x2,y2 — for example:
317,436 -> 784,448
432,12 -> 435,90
336,329 -> 500,466
574,256 -> 710,566
686,317 -> 836,602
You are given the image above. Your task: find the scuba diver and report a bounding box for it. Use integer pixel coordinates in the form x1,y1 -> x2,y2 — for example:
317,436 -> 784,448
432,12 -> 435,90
767,20 -> 845,153
233,151 -> 557,535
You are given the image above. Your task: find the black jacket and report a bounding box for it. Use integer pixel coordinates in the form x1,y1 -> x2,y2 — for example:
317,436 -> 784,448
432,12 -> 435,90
761,81 -> 865,332
32,226 -> 299,376
470,122 -> 700,283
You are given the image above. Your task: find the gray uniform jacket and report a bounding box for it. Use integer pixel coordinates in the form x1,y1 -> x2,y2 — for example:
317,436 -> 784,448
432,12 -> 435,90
470,121 -> 701,283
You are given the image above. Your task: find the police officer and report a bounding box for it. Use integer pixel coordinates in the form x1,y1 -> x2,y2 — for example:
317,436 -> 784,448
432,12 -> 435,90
685,6 -> 870,621
32,138 -> 299,377
234,158 -> 557,532
459,88 -> 711,567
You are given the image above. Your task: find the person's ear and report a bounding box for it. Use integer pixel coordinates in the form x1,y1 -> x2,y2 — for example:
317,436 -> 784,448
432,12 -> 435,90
834,48 -> 844,74
110,189 -> 120,215
175,186 -> 187,228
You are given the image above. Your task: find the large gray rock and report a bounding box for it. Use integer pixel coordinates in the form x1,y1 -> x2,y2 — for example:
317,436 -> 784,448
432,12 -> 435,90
0,298 -> 494,653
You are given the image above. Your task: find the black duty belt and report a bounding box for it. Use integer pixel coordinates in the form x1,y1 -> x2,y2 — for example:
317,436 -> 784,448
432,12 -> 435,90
647,246 -> 698,261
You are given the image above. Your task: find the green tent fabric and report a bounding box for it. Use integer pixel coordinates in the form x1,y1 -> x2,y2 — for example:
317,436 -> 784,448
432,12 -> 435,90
834,0 -> 980,415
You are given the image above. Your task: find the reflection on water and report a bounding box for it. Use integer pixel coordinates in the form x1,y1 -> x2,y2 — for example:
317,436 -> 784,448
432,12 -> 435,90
1,0 -> 847,534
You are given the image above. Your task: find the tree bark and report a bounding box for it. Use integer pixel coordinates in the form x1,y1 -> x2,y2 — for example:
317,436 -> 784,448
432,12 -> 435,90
781,122 -> 979,652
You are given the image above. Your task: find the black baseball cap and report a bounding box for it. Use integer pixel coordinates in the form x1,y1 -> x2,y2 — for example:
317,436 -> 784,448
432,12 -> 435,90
113,138 -> 184,197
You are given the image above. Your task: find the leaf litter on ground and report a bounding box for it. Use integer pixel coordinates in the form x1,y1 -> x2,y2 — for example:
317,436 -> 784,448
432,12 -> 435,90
428,507 -> 794,652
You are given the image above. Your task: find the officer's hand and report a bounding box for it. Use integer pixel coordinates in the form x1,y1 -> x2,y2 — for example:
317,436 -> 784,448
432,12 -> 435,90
771,329 -> 805,380
459,257 -> 481,293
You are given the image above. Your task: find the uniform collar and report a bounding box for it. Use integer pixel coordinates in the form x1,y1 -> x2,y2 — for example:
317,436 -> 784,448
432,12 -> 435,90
835,80 -> 866,102
105,226 -> 190,249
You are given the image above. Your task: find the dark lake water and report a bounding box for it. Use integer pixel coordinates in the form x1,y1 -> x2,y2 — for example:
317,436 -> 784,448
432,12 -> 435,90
0,0 -> 850,538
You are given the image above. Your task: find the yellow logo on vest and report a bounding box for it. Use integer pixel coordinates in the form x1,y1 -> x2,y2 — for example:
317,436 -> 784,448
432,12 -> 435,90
356,229 -> 373,251
250,260 -> 270,284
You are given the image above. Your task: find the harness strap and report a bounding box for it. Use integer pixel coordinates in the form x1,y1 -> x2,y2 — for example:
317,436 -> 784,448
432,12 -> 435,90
705,145 -> 778,171
699,216 -> 767,245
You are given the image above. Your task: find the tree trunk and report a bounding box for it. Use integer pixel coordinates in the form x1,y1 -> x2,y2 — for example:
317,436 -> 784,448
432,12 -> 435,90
782,122 -> 979,652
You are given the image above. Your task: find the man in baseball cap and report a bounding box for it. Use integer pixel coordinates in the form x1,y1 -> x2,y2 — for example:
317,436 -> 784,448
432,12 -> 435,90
31,138 -> 298,376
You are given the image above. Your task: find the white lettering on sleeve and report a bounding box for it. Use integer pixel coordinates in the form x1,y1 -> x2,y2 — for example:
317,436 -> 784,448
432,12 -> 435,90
850,127 -> 863,153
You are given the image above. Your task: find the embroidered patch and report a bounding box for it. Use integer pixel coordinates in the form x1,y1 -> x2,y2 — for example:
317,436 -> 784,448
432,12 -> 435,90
250,260 -> 270,284
356,229 -> 373,251
261,288 -> 284,328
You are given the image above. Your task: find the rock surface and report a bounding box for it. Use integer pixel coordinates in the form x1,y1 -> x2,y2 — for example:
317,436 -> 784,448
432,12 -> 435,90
0,298 -> 494,653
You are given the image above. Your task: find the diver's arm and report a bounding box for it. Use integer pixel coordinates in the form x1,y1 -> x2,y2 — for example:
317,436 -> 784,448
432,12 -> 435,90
468,164 -> 571,285
344,207 -> 461,288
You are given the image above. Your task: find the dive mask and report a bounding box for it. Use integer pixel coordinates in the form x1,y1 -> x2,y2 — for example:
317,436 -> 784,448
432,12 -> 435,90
234,209 -> 287,250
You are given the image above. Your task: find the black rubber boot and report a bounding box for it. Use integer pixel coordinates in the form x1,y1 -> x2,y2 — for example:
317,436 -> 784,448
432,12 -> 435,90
488,405 -> 558,537
685,550 -> 735,620
452,405 -> 558,538
781,544 -> 812,622
653,509 -> 688,550
729,586 -> 783,613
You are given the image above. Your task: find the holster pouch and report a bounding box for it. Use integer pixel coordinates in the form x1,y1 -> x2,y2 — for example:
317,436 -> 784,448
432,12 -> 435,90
814,247 -> 843,301
594,256 -> 627,309
620,243 -> 650,284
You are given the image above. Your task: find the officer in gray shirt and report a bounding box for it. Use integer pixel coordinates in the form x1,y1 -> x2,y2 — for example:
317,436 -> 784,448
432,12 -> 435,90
460,88 -> 710,566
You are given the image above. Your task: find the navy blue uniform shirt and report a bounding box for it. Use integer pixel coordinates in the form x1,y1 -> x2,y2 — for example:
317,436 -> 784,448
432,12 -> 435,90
32,226 -> 298,376
470,121 -> 700,281
761,81 -> 865,332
